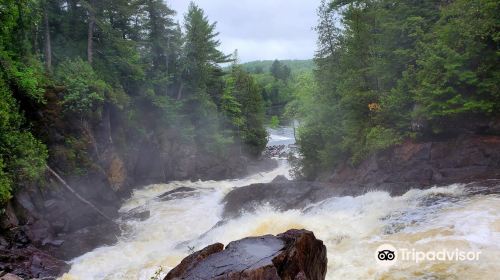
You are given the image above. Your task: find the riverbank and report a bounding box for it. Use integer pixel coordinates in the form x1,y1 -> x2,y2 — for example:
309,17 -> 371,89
0,154 -> 277,279
59,158 -> 500,279
322,134 -> 500,195
2,131 -> 500,279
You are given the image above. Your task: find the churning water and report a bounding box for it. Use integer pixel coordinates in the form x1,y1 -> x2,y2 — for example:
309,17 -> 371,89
60,129 -> 500,280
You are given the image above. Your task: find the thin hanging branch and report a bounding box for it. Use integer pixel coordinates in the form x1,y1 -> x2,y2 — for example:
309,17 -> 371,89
46,165 -> 114,222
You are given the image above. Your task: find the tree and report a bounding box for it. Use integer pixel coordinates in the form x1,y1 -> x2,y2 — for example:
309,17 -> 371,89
412,0 -> 500,132
180,2 -> 230,100
0,0 -> 271,207
294,0 -> 474,178
227,66 -> 267,157
43,0 -> 53,72
87,0 -> 96,64
54,58 -> 106,117
0,0 -> 48,203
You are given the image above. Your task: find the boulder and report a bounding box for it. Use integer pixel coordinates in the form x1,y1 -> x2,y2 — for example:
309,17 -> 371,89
158,187 -> 197,201
164,229 -> 327,280
222,177 -> 351,219
121,207 -> 151,221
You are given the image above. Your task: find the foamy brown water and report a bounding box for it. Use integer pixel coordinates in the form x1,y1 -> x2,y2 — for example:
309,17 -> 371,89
59,160 -> 500,280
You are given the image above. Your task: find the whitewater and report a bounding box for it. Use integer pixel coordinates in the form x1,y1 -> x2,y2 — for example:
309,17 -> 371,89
61,127 -> 500,280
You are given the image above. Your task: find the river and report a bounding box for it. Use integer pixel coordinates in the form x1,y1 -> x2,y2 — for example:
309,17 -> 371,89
61,126 -> 500,280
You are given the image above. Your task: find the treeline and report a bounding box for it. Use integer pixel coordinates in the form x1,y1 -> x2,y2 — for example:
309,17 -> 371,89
294,0 -> 499,178
236,59 -> 313,118
243,59 -> 315,116
0,1 -> 267,203
241,59 -> 314,75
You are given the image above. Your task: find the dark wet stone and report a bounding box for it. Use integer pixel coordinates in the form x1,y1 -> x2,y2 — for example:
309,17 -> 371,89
158,187 -> 197,201
271,175 -> 288,183
325,136 -> 500,195
464,179 -> 500,195
164,243 -> 224,279
222,176 -> 352,219
45,221 -> 120,260
164,229 -> 327,280
0,272 -> 23,280
122,206 -> 150,221
0,246 -> 69,279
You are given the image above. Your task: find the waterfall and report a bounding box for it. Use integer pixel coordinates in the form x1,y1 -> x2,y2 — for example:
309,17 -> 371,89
60,128 -> 500,280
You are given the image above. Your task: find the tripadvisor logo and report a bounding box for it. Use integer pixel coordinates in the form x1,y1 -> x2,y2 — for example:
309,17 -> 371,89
375,244 -> 398,268
374,243 -> 482,268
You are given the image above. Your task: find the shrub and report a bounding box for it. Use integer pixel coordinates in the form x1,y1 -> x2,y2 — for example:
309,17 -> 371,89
55,58 -> 106,116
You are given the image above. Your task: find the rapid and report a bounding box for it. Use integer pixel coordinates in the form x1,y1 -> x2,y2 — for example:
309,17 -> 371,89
61,126 -> 500,280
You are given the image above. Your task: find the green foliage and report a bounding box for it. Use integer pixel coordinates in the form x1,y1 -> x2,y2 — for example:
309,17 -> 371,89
0,1 -> 49,204
224,66 -> 267,157
351,126 -> 403,165
0,159 -> 12,203
0,0 -> 269,206
293,0 -> 499,178
0,76 -> 47,204
270,59 -> 291,81
149,266 -> 163,280
253,72 -> 293,113
221,74 -> 244,128
239,60 -> 314,75
269,116 -> 280,128
0,51 -> 45,103
285,72 -> 317,120
413,0 -> 500,125
55,58 -> 106,116
182,2 -> 230,93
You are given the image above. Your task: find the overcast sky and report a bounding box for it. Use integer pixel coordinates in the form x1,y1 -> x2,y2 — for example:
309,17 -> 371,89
167,0 -> 321,62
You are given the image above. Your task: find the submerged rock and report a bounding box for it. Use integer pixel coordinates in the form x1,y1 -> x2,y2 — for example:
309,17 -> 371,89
158,187 -> 197,201
164,229 -> 327,280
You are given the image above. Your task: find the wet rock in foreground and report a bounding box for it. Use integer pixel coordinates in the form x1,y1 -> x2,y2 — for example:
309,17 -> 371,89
164,229 -> 327,280
0,245 -> 69,279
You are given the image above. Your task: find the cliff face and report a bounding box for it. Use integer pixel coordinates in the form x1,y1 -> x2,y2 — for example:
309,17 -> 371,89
325,135 -> 500,195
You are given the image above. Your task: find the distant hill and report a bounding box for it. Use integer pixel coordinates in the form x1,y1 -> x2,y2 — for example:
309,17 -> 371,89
239,59 -> 314,74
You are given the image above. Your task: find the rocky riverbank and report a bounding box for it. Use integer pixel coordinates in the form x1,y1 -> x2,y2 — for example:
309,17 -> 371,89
0,154 -> 276,279
2,133 -> 500,279
325,135 -> 500,195
221,135 -> 500,219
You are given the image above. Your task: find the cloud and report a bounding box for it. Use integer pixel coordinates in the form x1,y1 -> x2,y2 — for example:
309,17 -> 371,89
167,0 -> 321,62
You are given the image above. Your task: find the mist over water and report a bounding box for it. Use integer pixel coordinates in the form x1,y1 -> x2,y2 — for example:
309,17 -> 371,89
60,129 -> 500,280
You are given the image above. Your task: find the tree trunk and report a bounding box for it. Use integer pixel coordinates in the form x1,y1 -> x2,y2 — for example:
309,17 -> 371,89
87,0 -> 95,65
43,1 -> 52,73
176,82 -> 184,100
46,165 -> 114,222
103,103 -> 114,146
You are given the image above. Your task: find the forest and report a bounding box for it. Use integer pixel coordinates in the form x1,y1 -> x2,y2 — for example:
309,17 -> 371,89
0,0 -> 267,204
1,0 -> 499,203
291,0 -> 500,178
1,0 -> 500,279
